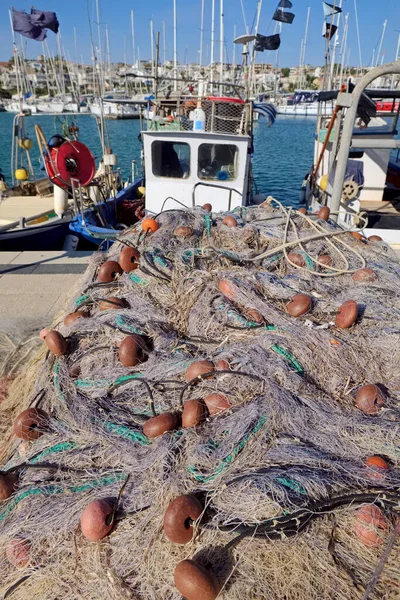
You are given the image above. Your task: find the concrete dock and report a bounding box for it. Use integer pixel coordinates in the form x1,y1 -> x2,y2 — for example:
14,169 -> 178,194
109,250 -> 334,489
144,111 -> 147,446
0,251 -> 92,337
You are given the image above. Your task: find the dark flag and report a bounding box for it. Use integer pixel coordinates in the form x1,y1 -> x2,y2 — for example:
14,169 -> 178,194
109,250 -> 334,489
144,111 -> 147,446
278,0 -> 293,8
255,33 -> 281,52
273,9 -> 295,24
30,9 -> 59,34
322,2 -> 342,17
12,9 -> 47,41
323,23 -> 338,40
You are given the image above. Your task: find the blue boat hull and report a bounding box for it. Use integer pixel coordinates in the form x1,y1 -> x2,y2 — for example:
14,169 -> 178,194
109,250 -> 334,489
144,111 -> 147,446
69,180 -> 144,247
0,217 -> 71,251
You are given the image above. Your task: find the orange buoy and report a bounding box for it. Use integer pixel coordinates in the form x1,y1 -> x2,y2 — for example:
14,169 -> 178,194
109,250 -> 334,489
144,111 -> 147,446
142,218 -> 159,233
287,252 -> 306,268
185,361 -> 214,382
354,504 -> 388,548
352,268 -> 378,283
355,384 -> 384,415
119,246 -> 140,272
13,408 -> 49,441
335,300 -> 358,329
174,560 -> 219,600
80,499 -> 114,541
365,456 -> 390,481
163,495 -> 203,543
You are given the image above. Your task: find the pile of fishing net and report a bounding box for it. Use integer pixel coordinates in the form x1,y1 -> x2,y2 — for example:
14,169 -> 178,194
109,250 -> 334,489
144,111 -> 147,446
1,199 -> 400,600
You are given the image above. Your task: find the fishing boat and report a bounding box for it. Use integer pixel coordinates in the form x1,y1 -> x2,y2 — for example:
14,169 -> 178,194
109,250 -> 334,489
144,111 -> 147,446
89,97 -> 141,120
306,62 -> 400,252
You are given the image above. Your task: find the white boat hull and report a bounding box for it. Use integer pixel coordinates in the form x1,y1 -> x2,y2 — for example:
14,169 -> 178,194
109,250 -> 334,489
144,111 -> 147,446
37,102 -> 64,114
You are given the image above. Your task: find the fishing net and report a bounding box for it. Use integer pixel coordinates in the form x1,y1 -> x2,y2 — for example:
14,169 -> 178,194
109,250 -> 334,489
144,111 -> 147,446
1,199 -> 400,600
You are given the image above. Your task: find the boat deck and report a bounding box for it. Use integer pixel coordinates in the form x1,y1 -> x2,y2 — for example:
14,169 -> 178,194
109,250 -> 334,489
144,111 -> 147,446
0,195 -> 55,226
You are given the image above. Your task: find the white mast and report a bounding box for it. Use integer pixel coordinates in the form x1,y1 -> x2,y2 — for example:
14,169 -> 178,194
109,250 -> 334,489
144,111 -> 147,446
375,19 -> 387,67
301,6 -> 311,88
353,0 -> 363,73
95,0 -> 104,96
338,13 -> 349,88
173,0 -> 178,91
131,10 -> 135,66
150,19 -> 154,78
329,0 -> 342,88
162,21 -> 166,66
250,0 -> 263,95
210,0 -> 215,86
199,0 -> 205,66
232,23 -> 236,68
105,25 -> 111,93
219,0 -> 224,84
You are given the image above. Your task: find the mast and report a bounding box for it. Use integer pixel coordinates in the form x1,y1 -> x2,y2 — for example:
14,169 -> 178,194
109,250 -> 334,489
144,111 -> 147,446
338,13 -> 349,88
250,0 -> 263,96
210,0 -> 215,87
375,20 -> 387,67
173,0 -> 178,91
301,7 -> 311,89
219,0 -> 224,86
57,32 -> 66,97
199,0 -> 205,67
150,19 -> 155,78
131,10 -> 135,66
233,24 -> 237,68
42,42 -> 51,96
155,31 -> 160,100
353,0 -> 363,74
95,0 -> 103,95
329,0 -> 342,88
162,22 -> 166,67
105,25 -> 111,93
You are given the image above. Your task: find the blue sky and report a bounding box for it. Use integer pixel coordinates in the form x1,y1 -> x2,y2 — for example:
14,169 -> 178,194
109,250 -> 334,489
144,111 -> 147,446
1,0 -> 400,68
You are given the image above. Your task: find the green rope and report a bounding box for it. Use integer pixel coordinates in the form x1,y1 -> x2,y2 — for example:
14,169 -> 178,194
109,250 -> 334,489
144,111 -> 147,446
0,473 -> 126,523
115,315 -> 143,334
271,345 -> 304,374
74,373 -> 143,389
204,214 -> 212,237
75,294 -> 90,308
275,477 -> 307,496
100,421 -> 150,445
30,441 -> 78,463
188,416 -> 267,483
53,360 -> 66,407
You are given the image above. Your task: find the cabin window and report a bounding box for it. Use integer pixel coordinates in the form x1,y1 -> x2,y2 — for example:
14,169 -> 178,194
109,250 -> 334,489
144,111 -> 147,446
198,144 -> 238,181
152,141 -> 190,178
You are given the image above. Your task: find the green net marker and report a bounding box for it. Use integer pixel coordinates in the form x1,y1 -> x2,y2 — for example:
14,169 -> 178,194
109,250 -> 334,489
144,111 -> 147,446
271,345 -> 304,375
188,416 -> 267,483
130,273 -> 149,286
74,378 -> 113,389
98,421 -> 150,445
204,214 -> 212,237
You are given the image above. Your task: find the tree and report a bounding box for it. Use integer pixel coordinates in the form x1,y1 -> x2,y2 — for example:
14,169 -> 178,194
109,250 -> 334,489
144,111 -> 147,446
281,67 -> 290,78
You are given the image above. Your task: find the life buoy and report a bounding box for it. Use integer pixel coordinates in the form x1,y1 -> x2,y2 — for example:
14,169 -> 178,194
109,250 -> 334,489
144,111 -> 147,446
44,140 -> 96,189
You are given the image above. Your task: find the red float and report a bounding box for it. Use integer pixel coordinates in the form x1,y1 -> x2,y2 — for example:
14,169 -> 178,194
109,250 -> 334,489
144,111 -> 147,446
45,141 -> 96,189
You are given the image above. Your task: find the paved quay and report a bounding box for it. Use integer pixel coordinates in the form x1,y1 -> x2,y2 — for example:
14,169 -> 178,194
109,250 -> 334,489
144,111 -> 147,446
0,251 -> 93,338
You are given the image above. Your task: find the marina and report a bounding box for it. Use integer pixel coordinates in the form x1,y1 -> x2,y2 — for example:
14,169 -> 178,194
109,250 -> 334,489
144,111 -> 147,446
0,1 -> 400,600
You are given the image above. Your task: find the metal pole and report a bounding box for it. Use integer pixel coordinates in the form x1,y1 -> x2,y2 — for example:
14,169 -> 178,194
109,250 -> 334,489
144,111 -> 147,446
95,0 -> 103,95
173,0 -> 178,91
375,19 -> 387,67
199,0 -> 205,66
131,10 -> 135,66
220,0 -> 224,85
353,0 -> 363,73
162,22 -> 166,66
155,32 -> 160,101
330,61 -> 400,219
211,0 -> 215,86
338,13 -> 349,88
150,20 -> 154,78
329,0 -> 342,88
233,24 -> 236,67
302,6 -> 311,88
250,0 -> 263,96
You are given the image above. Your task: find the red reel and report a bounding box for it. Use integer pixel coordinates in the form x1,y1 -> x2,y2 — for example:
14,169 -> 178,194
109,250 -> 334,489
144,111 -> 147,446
45,141 -> 96,189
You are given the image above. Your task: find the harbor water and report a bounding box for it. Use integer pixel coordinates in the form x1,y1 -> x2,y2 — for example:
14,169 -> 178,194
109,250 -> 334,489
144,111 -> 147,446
0,112 -> 316,207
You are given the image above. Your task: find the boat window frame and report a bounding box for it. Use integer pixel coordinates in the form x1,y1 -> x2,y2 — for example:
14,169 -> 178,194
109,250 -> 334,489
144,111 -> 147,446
151,140 -> 191,179
197,142 -> 239,183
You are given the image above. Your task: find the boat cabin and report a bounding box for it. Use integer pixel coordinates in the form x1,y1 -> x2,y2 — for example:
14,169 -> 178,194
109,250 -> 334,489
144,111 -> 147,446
142,97 -> 253,214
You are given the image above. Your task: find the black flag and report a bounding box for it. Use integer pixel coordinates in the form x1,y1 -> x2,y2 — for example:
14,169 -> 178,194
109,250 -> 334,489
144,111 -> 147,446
273,9 -> 295,24
30,9 -> 59,34
12,9 -> 47,40
278,0 -> 293,8
255,33 -> 281,52
323,23 -> 338,40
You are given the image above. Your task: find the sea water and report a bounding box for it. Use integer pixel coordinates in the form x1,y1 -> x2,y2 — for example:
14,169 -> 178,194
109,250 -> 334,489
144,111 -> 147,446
0,112 -> 316,207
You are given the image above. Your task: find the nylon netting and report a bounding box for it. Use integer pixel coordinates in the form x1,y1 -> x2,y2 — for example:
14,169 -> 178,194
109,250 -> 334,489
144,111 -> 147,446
1,200 -> 400,600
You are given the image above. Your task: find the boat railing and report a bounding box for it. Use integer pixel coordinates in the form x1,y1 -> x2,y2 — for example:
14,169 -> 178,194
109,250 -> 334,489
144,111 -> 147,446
331,61 -> 400,220
148,99 -> 252,137
192,181 -> 242,211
